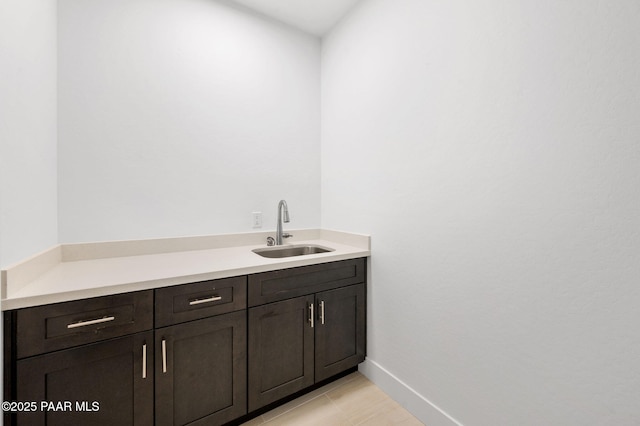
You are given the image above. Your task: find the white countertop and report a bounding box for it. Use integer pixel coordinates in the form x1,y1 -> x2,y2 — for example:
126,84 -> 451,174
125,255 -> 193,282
0,229 -> 370,310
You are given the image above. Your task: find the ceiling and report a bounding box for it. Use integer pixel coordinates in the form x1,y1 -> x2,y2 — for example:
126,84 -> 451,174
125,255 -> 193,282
228,0 -> 361,36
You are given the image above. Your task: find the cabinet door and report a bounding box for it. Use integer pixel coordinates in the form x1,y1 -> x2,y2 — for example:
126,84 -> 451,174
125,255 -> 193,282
16,331 -> 153,426
248,295 -> 315,412
315,284 -> 366,382
155,310 -> 247,426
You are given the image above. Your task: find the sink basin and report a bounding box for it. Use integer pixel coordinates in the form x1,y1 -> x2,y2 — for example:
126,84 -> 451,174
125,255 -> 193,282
252,244 -> 335,258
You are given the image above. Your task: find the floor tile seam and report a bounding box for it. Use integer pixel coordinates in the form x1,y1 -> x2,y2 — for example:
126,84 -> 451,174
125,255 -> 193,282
324,387 -> 359,425
339,372 -> 360,385
325,381 -> 376,405
262,393 -> 331,424
321,374 -> 360,404
321,375 -> 357,396
320,374 -> 360,397
353,411 -> 378,426
351,399 -> 399,426
256,373 -> 362,424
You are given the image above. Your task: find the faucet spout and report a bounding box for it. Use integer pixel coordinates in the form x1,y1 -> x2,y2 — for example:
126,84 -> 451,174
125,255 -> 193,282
276,200 -> 291,245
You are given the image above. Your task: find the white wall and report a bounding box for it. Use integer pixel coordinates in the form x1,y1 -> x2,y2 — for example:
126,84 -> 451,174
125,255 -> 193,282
0,0 -> 58,415
57,0 -> 321,243
0,0 -> 58,268
322,1 -> 640,425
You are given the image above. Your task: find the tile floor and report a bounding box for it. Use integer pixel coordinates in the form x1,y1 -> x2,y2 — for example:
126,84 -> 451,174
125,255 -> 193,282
242,372 -> 424,426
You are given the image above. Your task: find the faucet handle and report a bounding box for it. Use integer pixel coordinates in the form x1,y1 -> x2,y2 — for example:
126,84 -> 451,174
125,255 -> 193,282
282,233 -> 293,239
266,236 -> 276,246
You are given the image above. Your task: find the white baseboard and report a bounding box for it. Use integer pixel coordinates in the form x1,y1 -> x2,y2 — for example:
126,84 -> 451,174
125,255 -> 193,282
359,359 -> 463,426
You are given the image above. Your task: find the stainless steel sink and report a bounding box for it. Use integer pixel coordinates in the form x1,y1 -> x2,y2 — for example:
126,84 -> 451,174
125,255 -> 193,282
252,244 -> 334,258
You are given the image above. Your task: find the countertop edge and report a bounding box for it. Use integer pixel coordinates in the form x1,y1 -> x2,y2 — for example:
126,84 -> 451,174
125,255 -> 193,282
1,230 -> 370,311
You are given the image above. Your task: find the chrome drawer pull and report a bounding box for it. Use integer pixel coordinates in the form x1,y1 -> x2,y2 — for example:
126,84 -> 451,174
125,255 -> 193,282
67,316 -> 115,329
162,339 -> 167,373
189,296 -> 222,306
142,344 -> 147,379
320,301 -> 325,325
309,303 -> 314,328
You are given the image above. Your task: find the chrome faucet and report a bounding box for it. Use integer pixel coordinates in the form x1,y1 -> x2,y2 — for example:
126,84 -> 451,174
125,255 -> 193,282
275,200 -> 293,245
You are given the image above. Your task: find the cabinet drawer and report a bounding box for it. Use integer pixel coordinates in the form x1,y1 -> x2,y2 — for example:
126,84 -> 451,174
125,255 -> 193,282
155,276 -> 246,327
248,258 -> 365,307
16,290 -> 153,359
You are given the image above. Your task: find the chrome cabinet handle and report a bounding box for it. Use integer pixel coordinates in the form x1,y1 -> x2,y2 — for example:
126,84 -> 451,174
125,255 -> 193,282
309,303 -> 314,328
142,344 -> 147,379
189,296 -> 222,306
320,301 -> 325,325
67,316 -> 115,329
162,339 -> 167,373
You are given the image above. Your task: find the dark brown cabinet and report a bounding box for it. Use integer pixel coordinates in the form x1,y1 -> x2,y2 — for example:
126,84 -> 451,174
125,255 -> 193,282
248,295 -> 315,411
248,258 -> 365,307
6,279 -> 248,426
155,276 -> 246,328
15,331 -> 154,426
15,290 -> 153,359
4,258 -> 366,426
7,291 -> 154,426
155,311 -> 247,426
315,284 -> 366,382
247,259 -> 366,412
153,276 -> 248,425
